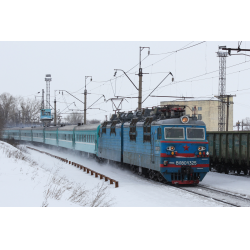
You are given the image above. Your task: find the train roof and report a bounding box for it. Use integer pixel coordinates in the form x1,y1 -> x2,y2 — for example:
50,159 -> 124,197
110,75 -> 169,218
152,117 -> 206,126
58,123 -> 100,131
3,123 -> 101,131
75,123 -> 100,131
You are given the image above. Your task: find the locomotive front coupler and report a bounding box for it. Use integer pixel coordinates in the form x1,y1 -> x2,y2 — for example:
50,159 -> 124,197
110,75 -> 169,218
178,166 -> 193,175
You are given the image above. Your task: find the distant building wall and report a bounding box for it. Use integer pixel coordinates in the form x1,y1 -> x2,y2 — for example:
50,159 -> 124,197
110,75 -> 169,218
160,98 -> 233,131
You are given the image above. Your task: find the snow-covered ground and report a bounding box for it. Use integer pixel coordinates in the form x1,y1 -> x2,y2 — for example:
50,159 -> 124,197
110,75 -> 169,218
1,140 -> 250,207
202,172 -> 250,196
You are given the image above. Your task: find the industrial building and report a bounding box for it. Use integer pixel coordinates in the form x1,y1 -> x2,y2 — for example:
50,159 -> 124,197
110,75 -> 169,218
160,97 -> 234,131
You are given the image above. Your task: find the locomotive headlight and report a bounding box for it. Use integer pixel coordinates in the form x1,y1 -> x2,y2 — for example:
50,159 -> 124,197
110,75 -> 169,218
181,116 -> 189,124
167,146 -> 175,151
198,146 -> 206,151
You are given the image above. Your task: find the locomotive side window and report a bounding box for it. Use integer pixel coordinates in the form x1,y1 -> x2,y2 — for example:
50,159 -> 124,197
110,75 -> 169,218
129,126 -> 136,141
143,126 -> 151,142
164,127 -> 184,139
186,128 -> 205,140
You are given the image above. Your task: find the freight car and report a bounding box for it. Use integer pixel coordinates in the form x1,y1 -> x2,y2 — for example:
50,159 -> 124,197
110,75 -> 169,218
207,131 -> 250,175
1,105 -> 210,184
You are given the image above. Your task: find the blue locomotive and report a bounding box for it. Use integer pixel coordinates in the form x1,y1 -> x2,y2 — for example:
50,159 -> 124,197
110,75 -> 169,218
1,105 -> 209,184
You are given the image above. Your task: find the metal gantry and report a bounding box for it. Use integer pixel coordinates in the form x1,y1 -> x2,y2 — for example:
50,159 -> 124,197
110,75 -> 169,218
217,50 -> 228,131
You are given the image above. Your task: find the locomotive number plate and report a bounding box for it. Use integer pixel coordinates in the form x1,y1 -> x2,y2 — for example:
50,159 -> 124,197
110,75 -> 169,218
176,161 -> 197,166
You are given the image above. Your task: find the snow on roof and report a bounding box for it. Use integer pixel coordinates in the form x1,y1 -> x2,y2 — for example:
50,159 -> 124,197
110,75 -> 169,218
161,96 -> 220,102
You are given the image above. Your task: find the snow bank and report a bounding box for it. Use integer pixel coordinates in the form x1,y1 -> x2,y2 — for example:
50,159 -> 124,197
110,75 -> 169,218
0,141 -> 113,207
21,143 -> 223,207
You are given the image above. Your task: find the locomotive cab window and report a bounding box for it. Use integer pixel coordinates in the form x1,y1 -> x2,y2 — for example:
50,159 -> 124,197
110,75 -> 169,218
164,127 -> 184,139
186,128 -> 205,140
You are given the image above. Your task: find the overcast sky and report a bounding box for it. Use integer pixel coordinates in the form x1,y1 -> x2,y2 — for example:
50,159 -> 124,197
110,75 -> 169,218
1,41 -> 250,124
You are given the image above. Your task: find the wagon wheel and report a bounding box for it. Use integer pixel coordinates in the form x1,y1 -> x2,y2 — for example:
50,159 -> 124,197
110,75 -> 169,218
243,169 -> 248,175
237,169 -> 241,175
138,168 -> 143,176
217,166 -> 223,173
148,170 -> 155,180
157,173 -> 165,182
224,167 -> 229,174
132,166 -> 137,173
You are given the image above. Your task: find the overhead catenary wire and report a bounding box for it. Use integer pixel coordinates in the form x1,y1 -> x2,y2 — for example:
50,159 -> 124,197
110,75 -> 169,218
39,42 -> 250,120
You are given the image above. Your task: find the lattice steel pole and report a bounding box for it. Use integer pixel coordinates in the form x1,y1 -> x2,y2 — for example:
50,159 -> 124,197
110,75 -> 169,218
45,74 -> 52,109
217,51 -> 228,131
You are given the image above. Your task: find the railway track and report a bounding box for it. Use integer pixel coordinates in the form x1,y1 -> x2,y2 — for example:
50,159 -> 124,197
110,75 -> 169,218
138,175 -> 250,207
175,187 -> 240,207
137,176 -> 248,207
174,183 -> 250,207
210,169 -> 250,179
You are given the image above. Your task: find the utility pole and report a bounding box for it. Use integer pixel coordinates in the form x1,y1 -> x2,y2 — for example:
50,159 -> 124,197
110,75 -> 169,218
114,47 -> 151,111
215,94 -> 235,131
137,47 -> 150,110
236,121 -> 240,131
84,76 -> 92,124
54,90 -> 57,126
226,95 -> 230,132
41,89 -> 44,109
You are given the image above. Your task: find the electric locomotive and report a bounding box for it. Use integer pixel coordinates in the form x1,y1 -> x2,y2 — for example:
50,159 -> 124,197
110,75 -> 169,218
99,105 -> 209,184
157,114 -> 209,184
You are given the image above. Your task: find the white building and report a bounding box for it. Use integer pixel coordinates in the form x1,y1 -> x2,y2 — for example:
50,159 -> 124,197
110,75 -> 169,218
160,97 -> 234,131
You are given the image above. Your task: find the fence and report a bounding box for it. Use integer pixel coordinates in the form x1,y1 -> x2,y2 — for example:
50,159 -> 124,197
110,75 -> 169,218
27,146 -> 119,188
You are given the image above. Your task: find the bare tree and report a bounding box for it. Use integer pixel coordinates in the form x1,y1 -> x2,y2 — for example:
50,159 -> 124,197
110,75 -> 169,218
243,117 -> 250,131
0,108 -> 5,137
88,119 -> 101,124
0,93 -> 16,125
65,112 -> 84,124
18,97 -> 40,125
0,93 -> 41,127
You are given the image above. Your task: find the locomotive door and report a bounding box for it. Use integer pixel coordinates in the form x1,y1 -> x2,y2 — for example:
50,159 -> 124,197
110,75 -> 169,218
151,131 -> 155,164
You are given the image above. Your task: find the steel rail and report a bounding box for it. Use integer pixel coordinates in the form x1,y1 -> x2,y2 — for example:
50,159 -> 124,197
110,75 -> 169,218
198,184 -> 250,202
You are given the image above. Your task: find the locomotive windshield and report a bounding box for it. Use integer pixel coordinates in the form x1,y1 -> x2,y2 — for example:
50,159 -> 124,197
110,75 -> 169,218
164,127 -> 184,139
186,128 -> 205,140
